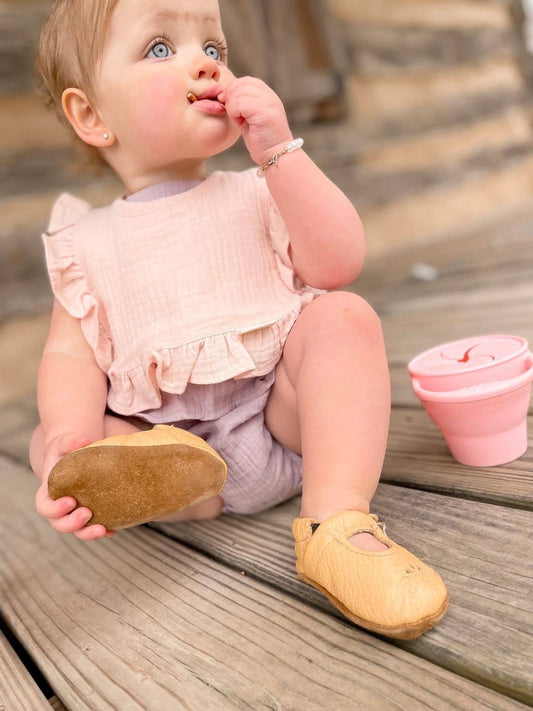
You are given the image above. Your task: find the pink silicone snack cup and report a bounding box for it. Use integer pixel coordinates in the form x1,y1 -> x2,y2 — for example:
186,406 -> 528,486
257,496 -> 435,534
408,335 -> 533,466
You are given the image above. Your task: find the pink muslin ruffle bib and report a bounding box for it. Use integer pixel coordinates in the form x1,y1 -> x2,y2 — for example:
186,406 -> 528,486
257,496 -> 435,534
43,169 -> 323,415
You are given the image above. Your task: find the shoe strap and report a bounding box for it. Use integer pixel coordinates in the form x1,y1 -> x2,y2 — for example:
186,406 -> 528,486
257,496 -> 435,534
293,511 -> 388,542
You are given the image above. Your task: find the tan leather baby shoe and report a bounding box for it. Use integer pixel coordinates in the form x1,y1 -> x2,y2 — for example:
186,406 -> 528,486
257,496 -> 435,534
293,510 -> 448,639
48,424 -> 227,530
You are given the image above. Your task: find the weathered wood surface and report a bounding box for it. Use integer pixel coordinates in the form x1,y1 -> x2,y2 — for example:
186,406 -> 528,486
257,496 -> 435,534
352,202 -> 533,394
329,0 -> 517,30
0,628 -> 52,710
354,194 -> 533,298
151,484 -> 533,705
0,397 -> 40,460
0,457 -> 529,711
2,386 -> 531,524
1,229 -> 532,708
383,409 -> 533,509
1,1 -> 533,706
3,0 -> 533,300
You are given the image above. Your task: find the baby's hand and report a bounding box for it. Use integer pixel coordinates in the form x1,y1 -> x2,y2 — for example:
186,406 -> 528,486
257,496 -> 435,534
219,77 -> 293,167
35,433 -> 114,541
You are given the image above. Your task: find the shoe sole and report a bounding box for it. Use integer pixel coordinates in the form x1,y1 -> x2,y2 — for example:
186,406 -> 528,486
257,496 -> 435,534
48,443 -> 227,529
298,573 -> 449,640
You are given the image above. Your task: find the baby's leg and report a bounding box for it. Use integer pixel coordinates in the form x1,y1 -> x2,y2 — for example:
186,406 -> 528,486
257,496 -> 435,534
30,415 -> 223,522
266,294 -> 449,637
265,292 -> 390,547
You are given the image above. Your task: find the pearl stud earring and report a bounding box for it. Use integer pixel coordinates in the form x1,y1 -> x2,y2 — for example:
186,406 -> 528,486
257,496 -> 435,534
103,133 -> 109,140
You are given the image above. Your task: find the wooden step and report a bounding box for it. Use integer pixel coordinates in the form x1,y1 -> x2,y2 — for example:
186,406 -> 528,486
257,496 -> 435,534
357,152 -> 533,255
3,385 -> 529,515
0,95 -> 69,152
383,408 -> 533,509
328,0 -> 513,30
1,458 -> 528,710
345,25 -> 518,75
356,107 -> 532,177
0,396 -> 39,461
152,484 -> 533,706
0,628 -> 53,711
0,2 -> 49,96
0,312 -> 49,407
355,200 -> 533,310
347,58 -> 525,135
377,258 -> 533,354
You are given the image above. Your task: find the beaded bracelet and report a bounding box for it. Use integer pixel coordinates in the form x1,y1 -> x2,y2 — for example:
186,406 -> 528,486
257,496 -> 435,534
257,138 -> 304,177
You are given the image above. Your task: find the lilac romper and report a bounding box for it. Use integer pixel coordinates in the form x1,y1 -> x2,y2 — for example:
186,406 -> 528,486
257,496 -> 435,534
43,173 -> 320,514
132,371 -> 303,514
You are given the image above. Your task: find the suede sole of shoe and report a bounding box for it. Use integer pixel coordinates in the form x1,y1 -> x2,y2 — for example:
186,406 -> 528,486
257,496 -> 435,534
298,573 -> 449,640
48,443 -> 227,530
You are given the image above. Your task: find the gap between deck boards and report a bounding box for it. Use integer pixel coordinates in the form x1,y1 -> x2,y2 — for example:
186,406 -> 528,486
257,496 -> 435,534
0,458 -> 531,710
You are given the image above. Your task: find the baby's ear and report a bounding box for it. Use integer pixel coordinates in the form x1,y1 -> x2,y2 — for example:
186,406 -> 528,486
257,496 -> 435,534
61,88 -> 114,147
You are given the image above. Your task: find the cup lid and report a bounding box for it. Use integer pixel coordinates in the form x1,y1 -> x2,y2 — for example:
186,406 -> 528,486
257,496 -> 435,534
407,335 -> 528,377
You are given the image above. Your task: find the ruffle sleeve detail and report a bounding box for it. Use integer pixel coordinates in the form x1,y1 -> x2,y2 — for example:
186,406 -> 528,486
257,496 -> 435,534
106,304 -> 303,415
42,194 -> 114,372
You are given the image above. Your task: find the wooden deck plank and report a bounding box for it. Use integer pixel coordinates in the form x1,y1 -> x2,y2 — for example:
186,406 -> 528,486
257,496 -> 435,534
353,202 -> 533,406
383,408 -> 533,509
1,164 -> 531,708
1,397 -> 530,547
377,280 -> 533,376
152,484 -> 533,705
343,202 -> 533,509
1,397 -> 530,541
0,313 -> 49,408
354,202 -> 533,312
0,628 -> 53,710
0,396 -> 39,462
1,460 -> 528,711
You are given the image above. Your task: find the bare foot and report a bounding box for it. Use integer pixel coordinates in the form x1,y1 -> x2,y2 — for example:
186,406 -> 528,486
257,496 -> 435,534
302,498 -> 389,552
348,531 -> 388,552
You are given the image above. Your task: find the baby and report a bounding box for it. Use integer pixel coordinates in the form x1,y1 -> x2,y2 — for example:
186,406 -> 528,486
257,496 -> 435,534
31,0 -> 448,639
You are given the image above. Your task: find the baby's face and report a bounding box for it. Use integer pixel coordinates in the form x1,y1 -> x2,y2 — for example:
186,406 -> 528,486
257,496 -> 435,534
94,0 -> 240,179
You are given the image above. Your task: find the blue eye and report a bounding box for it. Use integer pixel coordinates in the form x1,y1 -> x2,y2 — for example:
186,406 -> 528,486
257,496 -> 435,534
204,44 -> 221,61
148,41 -> 173,59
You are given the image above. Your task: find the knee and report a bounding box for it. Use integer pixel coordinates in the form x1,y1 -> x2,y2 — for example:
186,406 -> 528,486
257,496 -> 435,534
307,292 -> 383,341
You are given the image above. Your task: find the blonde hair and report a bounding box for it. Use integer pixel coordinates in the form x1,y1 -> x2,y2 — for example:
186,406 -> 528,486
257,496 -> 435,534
37,0 -> 119,170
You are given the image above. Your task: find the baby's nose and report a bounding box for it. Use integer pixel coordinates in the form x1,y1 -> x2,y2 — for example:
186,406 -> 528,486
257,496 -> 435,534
191,53 -> 220,82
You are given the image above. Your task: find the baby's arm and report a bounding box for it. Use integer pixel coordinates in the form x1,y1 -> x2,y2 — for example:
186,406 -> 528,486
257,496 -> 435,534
263,148 -> 364,290
221,78 -> 365,290
34,299 -> 110,539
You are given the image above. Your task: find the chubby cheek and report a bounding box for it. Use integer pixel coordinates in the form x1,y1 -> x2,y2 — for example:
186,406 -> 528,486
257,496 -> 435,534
127,75 -> 181,146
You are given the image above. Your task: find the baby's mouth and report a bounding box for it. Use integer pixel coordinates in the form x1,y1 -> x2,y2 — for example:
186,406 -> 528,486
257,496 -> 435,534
187,90 -> 225,105
187,89 -> 226,114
